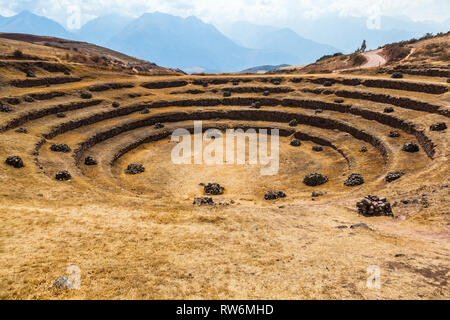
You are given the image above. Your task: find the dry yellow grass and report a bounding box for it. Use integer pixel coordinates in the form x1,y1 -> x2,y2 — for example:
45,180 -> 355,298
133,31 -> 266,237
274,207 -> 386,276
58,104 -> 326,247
0,35 -> 449,300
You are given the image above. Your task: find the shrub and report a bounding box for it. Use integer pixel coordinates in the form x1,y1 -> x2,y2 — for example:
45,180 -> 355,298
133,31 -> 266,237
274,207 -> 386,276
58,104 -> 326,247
316,52 -> 343,62
384,43 -> 410,61
440,52 -> 450,61
350,53 -> 366,66
13,49 -> 24,58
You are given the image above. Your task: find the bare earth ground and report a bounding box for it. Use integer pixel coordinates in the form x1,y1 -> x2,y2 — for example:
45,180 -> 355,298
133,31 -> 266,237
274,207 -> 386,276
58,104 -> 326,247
0,35 -> 449,299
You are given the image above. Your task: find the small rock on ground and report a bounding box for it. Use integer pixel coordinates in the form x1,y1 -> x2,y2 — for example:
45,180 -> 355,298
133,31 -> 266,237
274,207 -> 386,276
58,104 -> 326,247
5,156 -> 24,168
125,163 -> 145,175
312,145 -> 323,152
193,197 -> 214,205
290,139 -> 301,146
55,170 -> 71,181
429,122 -> 446,131
50,144 -> 71,153
402,142 -> 419,153
388,131 -> 400,138
84,156 -> 97,166
385,171 -> 405,182
264,190 -> 286,200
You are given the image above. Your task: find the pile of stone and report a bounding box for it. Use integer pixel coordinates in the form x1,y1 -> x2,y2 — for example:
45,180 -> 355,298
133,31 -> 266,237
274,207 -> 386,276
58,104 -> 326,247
323,81 -> 333,87
360,146 -> 368,152
334,98 -> 344,103
50,143 -> 71,153
402,142 -> 419,153
356,195 -> 393,216
388,131 -> 400,138
0,103 -> 13,112
15,128 -> 27,134
5,155 -> 24,168
125,163 -> 145,175
112,102 -> 120,108
154,123 -> 164,129
223,91 -> 231,97
315,109 -> 323,114
251,101 -> 261,109
264,190 -> 286,200
204,183 -> 224,195
140,107 -> 150,114
385,171 -> 405,182
344,173 -> 364,186
84,156 -> 97,166
303,173 -> 328,186
290,139 -> 301,147
383,107 -> 394,113
311,191 -> 324,198
56,113 -> 66,118
80,91 -> 92,99
312,145 -> 323,152
263,90 -> 270,96
193,197 -> 214,205
55,170 -> 71,181
429,122 -> 447,131
271,79 -> 281,85
288,119 -> 298,127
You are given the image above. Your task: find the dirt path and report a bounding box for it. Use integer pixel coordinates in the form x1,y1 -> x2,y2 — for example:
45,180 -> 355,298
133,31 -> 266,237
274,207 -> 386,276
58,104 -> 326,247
336,49 -> 387,73
361,49 -> 387,68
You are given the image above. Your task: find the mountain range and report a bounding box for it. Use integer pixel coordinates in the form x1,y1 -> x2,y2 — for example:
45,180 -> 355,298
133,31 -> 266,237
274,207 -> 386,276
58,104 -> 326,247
0,10 -> 71,39
277,14 -> 450,52
0,10 -> 448,72
0,10 -> 340,72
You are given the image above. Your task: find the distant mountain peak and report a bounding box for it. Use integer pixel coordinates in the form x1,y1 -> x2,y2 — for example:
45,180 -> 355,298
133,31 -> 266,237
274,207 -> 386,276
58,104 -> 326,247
0,10 -> 71,38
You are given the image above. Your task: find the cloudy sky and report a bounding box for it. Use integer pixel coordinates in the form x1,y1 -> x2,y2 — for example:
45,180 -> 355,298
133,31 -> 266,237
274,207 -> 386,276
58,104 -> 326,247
1,0 -> 449,30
